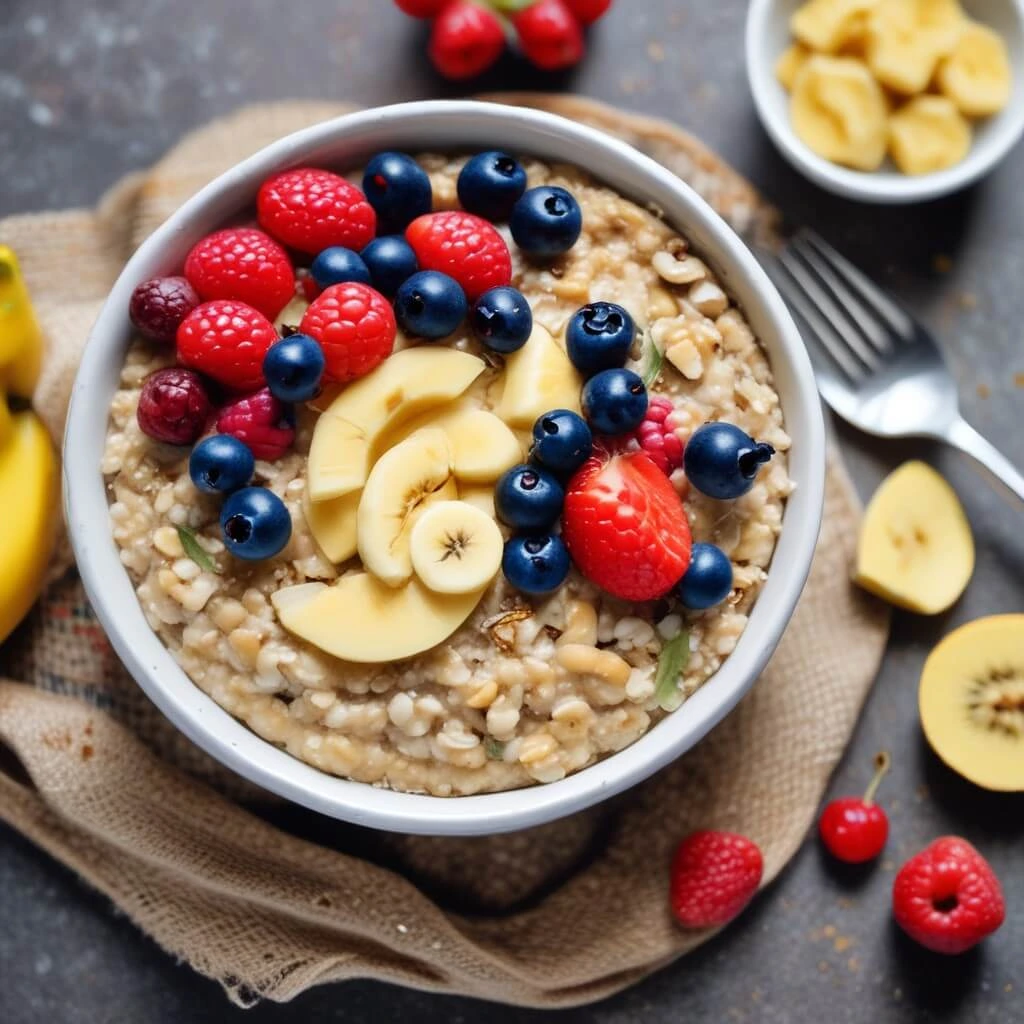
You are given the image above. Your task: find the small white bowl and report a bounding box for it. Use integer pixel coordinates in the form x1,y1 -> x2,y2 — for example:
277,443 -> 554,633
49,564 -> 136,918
64,101 -> 825,836
747,0 -> 1024,202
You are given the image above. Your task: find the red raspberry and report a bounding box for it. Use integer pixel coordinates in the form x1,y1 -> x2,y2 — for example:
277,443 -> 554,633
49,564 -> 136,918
429,2 -> 506,80
630,395 -> 684,475
893,837 -> 1005,954
562,445 -> 692,601
818,752 -> 890,864
514,0 -> 585,71
176,300 -> 278,392
670,831 -> 764,928
129,276 -> 200,345
406,211 -> 511,301
564,0 -> 613,23
257,168 -> 376,255
394,0 -> 450,15
184,227 -> 295,321
136,368 -> 212,445
217,388 -> 295,461
298,282 -> 396,384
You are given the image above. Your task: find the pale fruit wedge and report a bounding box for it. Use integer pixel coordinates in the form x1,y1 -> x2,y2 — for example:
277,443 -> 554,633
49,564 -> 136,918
307,346 -> 484,502
936,22 -> 1013,118
357,427 -> 457,587
409,500 -> 504,595
776,43 -> 810,91
791,0 -> 878,53
272,574 -> 484,663
303,488 -> 361,564
919,615 -> 1024,792
854,461 -> 974,614
888,95 -> 971,175
497,324 -> 584,430
273,294 -> 310,332
866,0 -> 965,94
791,56 -> 889,170
458,483 -> 497,519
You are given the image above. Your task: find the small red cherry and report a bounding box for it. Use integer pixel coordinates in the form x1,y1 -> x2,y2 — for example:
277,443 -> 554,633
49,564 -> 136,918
818,751 -> 891,864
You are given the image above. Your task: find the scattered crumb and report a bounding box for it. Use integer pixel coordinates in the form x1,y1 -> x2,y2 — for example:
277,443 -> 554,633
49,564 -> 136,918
834,936 -> 853,953
958,291 -> 978,309
933,254 -> 952,274
396,923 -> 408,934
1014,373 -> 1024,389
847,956 -> 861,973
1006,983 -> 1014,993
977,383 -> 991,399
823,925 -> 837,939
647,41 -> 666,62
818,960 -> 831,974
80,743 -> 93,761
914,783 -> 929,801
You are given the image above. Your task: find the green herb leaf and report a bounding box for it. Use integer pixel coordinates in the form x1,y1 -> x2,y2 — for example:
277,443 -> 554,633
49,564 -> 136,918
641,330 -> 664,388
485,738 -> 506,760
175,525 -> 220,575
654,630 -> 690,712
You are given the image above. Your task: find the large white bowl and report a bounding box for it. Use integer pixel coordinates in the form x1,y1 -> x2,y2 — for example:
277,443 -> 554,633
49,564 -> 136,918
64,101 -> 825,836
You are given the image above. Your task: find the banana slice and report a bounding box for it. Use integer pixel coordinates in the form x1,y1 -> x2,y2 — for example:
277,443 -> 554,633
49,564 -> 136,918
936,22 -> 1013,118
357,427 -> 457,587
791,0 -> 878,53
854,461 -> 974,614
409,501 -> 504,595
273,294 -> 310,332
888,95 -> 971,175
303,487 -> 361,564
776,43 -> 810,91
866,0 -> 965,94
791,56 -> 889,170
497,324 -> 584,430
458,483 -> 497,519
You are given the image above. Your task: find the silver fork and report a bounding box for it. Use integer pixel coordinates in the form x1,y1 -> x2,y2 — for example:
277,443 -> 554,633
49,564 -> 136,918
767,230 -> 1024,503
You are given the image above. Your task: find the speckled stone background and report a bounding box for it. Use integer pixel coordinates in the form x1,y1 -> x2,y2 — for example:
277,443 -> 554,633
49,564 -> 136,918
1,2 -> 1022,1022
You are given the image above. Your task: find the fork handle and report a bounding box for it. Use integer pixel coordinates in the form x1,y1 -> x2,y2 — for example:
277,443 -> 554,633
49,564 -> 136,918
942,417 -> 1024,504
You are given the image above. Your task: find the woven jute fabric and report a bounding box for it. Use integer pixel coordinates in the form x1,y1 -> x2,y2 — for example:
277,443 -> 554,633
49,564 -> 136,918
0,97 -> 890,1009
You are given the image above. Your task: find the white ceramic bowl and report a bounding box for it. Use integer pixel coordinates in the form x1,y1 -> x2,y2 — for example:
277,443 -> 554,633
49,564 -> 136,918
65,101 -> 825,836
746,0 -> 1024,202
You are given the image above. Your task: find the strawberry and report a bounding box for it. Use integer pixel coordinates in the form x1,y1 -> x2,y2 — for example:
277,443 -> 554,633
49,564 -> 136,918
514,0 -> 586,71
298,282 -> 396,384
562,445 -> 692,601
564,0 -> 613,23
176,300 -> 278,392
216,388 -> 295,461
428,2 -> 506,80
893,837 -> 1005,954
670,831 -> 764,928
184,227 -> 295,321
406,211 -> 512,301
257,168 -> 376,255
630,395 -> 684,475
394,0 -> 450,16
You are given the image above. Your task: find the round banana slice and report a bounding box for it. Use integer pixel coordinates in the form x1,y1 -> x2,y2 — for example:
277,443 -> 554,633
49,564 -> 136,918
409,500 -> 504,595
888,95 -> 971,175
936,22 -> 1013,118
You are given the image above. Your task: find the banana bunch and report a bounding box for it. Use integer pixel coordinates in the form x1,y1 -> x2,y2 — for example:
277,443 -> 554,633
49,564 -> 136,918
0,246 -> 59,645
779,0 -> 1013,175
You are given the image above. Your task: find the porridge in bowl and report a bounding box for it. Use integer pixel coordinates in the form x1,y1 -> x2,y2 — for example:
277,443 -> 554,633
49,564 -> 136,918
103,151 -> 792,796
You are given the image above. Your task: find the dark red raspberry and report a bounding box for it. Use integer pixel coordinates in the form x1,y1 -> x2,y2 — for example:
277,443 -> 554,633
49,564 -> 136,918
630,395 -> 684,474
429,2 -> 506,80
176,300 -> 278,392
137,367 -> 213,445
217,388 -> 295,461
257,168 -> 376,255
129,276 -> 200,345
406,211 -> 512,301
514,0 -> 585,71
298,282 -> 396,384
564,0 -> 613,24
184,227 -> 295,320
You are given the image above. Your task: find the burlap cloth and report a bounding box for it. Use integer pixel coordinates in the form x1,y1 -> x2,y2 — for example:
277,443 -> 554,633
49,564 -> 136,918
0,97 -> 890,1009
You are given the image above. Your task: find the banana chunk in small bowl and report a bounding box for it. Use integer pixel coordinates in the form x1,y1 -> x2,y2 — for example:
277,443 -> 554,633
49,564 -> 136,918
746,0 -> 1024,201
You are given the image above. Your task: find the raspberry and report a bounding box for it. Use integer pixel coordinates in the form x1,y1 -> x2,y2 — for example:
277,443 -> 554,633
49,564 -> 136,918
429,2 -> 506,80
184,227 -> 295,321
564,0 -> 613,23
514,0 -> 586,71
406,211 -> 512,301
176,300 -> 279,392
129,276 -> 200,345
217,388 -> 295,461
136,368 -> 212,445
630,395 -> 684,474
394,0 -> 450,16
893,837 -> 1005,954
670,831 -> 764,928
298,282 -> 396,384
562,445 -> 692,601
257,168 -> 376,255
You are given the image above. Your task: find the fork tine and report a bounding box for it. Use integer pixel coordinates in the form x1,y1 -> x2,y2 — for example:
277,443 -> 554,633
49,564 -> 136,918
797,231 -> 917,342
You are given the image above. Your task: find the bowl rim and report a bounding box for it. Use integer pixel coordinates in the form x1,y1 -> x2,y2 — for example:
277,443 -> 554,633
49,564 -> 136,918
745,0 -> 1024,203
64,99 -> 825,836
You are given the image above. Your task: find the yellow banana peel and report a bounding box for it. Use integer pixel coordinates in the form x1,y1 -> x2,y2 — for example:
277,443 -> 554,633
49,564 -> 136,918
0,244 -> 44,399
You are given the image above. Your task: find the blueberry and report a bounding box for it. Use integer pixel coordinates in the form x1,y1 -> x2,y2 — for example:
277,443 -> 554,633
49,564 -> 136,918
263,333 -> 325,403
220,486 -> 292,561
310,247 -> 371,289
394,271 -> 468,340
530,409 -> 593,477
188,435 -> 255,495
510,186 -> 582,260
362,152 -> 432,233
457,152 -> 528,221
683,422 -> 775,500
470,286 -> 533,353
581,368 -> 648,436
361,235 -> 418,297
566,301 -> 635,375
678,543 -> 734,609
502,534 -> 571,595
495,464 -> 564,530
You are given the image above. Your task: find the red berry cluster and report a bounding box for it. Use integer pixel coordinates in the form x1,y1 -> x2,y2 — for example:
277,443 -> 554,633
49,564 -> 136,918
395,0 -> 612,79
